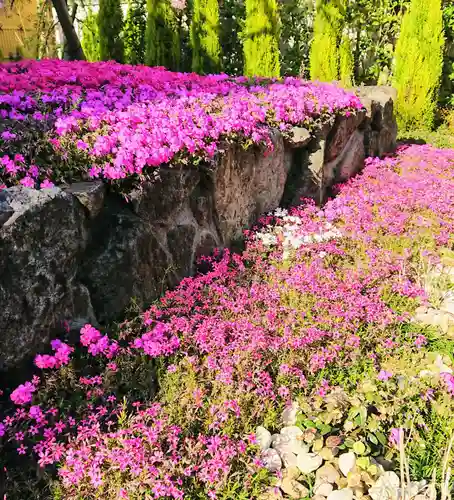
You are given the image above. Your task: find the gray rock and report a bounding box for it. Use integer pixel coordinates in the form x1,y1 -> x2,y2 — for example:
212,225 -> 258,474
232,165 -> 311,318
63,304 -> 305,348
296,452 -> 323,474
130,168 -> 200,225
256,426 -> 272,451
327,488 -> 354,500
287,127 -> 312,148
261,448 -> 283,472
316,463 -> 341,484
65,181 -> 106,219
81,210 -> 172,323
314,482 -> 334,497
338,452 -> 356,477
280,477 -> 309,498
212,131 -> 288,243
0,187 -> 88,369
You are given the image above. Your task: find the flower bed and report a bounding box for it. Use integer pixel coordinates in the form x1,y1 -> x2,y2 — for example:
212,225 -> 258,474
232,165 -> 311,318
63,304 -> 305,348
0,60 -> 362,191
2,144 -> 454,499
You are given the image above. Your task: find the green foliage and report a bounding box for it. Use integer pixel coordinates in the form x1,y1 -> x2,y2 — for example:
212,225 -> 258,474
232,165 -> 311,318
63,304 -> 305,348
279,0 -> 314,77
219,0 -> 244,75
98,0 -> 124,62
124,0 -> 147,65
81,8 -> 100,63
441,3 -> 454,106
339,31 -> 354,87
310,0 -> 344,82
393,0 -> 445,130
190,0 -> 221,74
243,0 -> 281,77
146,0 -> 181,70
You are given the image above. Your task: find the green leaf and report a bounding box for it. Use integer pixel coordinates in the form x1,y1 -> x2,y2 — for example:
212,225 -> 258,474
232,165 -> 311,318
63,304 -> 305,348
368,433 -> 378,445
353,441 -> 366,455
376,431 -> 387,446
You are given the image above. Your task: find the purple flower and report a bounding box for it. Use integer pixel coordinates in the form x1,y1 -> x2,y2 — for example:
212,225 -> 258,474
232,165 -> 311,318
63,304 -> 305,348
377,370 -> 393,381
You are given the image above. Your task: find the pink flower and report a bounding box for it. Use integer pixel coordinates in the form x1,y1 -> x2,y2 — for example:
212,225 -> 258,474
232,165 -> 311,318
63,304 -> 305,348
19,176 -> 35,188
10,381 -> 35,406
377,370 -> 393,381
389,428 -> 403,447
414,335 -> 427,348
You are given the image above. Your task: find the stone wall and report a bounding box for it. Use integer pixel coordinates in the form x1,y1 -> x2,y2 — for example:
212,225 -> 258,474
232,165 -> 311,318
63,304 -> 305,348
0,86 -> 397,369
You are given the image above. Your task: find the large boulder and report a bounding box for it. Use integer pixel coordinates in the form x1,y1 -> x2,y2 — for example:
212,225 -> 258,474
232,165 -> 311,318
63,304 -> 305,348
0,187 -> 90,369
210,131 -> 289,243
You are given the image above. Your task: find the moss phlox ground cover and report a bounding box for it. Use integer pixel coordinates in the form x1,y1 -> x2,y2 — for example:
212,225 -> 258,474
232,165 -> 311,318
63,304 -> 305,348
2,144 -> 454,498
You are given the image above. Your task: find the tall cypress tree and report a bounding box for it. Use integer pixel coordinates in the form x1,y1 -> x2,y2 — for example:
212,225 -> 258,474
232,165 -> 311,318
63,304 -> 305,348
310,0 -> 343,81
339,31 -> 354,87
243,0 -> 280,77
146,0 -> 180,70
81,7 -> 100,62
98,0 -> 124,62
124,0 -> 147,65
393,0 -> 445,130
191,0 -> 221,74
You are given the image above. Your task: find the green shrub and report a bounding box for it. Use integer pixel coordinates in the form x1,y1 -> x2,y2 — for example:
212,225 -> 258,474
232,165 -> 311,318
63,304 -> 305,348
393,0 -> 445,130
124,0 -> 147,65
146,0 -> 180,70
339,31 -> 354,87
81,8 -> 100,62
98,0 -> 124,62
310,0 -> 343,82
190,0 -> 222,74
243,0 -> 281,77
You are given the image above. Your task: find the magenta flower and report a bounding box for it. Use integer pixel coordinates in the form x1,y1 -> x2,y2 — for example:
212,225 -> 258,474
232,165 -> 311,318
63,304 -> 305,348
377,370 -> 393,381
10,381 -> 36,406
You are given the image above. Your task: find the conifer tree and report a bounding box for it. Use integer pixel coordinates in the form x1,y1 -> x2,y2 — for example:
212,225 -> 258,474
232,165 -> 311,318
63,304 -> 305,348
191,0 -> 221,74
146,0 -> 180,70
393,0 -> 445,130
243,0 -> 280,77
81,8 -> 100,62
124,0 -> 147,65
339,31 -> 354,87
310,0 -> 342,82
98,0 -> 124,62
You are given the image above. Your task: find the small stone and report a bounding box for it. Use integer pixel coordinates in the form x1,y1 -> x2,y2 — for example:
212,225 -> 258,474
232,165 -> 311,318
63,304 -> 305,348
280,451 -> 298,468
282,466 -> 301,481
281,425 -> 303,439
262,448 -> 282,472
256,426 -> 272,451
326,436 -> 343,448
314,482 -> 334,496
273,431 -> 309,456
316,463 -> 341,484
281,477 -> 309,499
369,471 -> 400,500
296,452 -> 323,474
327,488 -> 354,500
346,471 -> 362,488
288,126 -> 312,148
282,402 -> 299,426
313,438 -> 325,452
338,452 -> 356,477
319,447 -> 335,461
303,428 -> 317,443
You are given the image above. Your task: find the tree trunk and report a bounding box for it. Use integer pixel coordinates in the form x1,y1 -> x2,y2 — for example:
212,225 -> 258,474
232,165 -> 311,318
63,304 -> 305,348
51,0 -> 86,60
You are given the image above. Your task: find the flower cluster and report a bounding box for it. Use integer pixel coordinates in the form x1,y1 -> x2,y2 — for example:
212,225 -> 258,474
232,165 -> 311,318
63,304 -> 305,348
2,145 -> 454,498
0,60 -> 362,189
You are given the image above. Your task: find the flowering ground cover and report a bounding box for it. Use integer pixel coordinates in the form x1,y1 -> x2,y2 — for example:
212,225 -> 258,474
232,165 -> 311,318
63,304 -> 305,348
0,60 -> 361,192
2,144 -> 454,499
